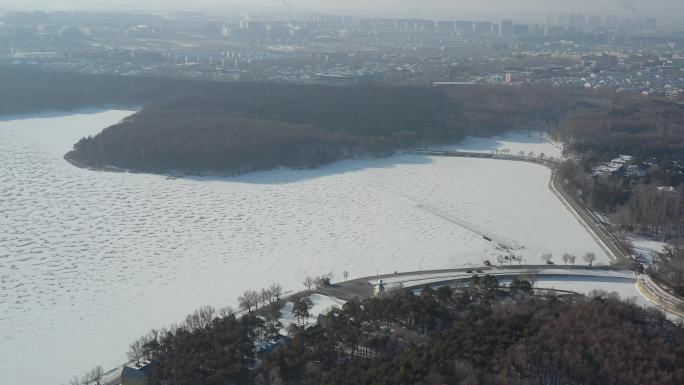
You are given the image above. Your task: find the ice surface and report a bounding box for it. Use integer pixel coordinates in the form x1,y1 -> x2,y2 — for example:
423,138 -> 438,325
0,110 -> 606,385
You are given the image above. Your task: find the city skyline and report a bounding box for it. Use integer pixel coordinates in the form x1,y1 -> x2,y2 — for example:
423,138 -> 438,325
0,0 -> 682,21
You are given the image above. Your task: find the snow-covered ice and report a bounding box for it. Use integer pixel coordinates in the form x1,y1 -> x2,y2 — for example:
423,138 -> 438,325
0,110 -> 606,385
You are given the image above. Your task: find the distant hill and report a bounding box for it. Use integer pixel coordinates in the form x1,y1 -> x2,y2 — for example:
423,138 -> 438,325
0,66 -> 203,115
62,80 -> 575,174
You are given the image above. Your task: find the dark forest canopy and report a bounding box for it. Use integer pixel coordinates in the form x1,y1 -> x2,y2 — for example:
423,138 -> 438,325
64,80 -> 582,174
551,97 -> 684,162
0,66 -> 208,115
140,285 -> 684,385
5,67 -> 684,176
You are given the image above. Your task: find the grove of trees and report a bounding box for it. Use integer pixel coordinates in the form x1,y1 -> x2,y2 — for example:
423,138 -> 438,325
65,82 -> 586,175
111,275 -> 684,385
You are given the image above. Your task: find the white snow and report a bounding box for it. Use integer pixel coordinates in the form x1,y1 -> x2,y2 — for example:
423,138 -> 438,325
279,294 -> 346,331
533,278 -> 650,308
0,110 -> 606,385
434,131 -> 564,159
629,237 -> 667,255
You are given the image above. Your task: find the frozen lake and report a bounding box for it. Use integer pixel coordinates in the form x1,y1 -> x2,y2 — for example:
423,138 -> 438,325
0,110 -> 608,385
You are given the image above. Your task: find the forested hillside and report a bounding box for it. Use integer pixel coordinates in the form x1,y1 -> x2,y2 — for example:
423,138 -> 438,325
131,280 -> 684,385
0,66 -> 205,115
552,97 -> 684,161
65,83 -> 577,174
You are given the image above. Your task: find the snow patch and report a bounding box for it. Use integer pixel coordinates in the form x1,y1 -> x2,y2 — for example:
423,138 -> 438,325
279,294 -> 347,331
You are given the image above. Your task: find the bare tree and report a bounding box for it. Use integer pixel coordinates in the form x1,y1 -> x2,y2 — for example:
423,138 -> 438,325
569,255 -> 576,265
219,306 -> 236,318
248,290 -> 260,310
343,271 -> 349,281
269,283 -> 283,302
197,305 -> 216,326
90,366 -> 104,385
562,253 -> 572,265
541,253 -> 553,264
68,377 -> 81,385
584,252 -> 596,266
261,288 -> 272,305
528,151 -> 535,158
303,276 -> 314,292
238,291 -> 254,312
127,340 -> 143,366
519,150 -> 526,157
184,312 -> 200,330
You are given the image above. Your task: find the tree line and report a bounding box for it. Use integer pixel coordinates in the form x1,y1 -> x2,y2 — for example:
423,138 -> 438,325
66,83 -> 588,174
105,275 -> 684,385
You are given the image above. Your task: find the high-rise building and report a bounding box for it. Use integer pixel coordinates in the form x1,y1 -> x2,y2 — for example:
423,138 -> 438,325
513,24 -> 530,36
500,20 -> 513,36
473,21 -> 493,35
455,20 -> 473,34
437,21 -> 455,33
569,13 -> 586,30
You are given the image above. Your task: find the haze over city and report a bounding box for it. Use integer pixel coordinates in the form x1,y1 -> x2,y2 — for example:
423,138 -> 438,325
2,0 -> 684,385
1,0 -> 682,20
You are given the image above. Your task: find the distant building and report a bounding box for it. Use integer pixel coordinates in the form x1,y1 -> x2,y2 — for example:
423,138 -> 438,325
512,24 -> 530,36
473,21 -> 492,35
436,21 -> 455,33
657,186 -> 676,194
121,361 -> 155,385
627,165 -> 647,178
666,89 -> 679,101
611,154 -> 634,165
373,280 -> 385,296
504,71 -> 530,84
455,20 -> 473,34
500,20 -> 513,36
592,155 -> 635,176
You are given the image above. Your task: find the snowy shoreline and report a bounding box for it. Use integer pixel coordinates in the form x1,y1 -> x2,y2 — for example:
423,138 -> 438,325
0,110 -> 610,385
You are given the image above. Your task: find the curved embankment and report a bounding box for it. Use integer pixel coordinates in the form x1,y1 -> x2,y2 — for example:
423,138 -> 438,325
636,275 -> 684,319
316,265 -> 636,300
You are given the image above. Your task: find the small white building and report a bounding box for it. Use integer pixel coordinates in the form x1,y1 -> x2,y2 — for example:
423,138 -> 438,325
373,280 -> 386,296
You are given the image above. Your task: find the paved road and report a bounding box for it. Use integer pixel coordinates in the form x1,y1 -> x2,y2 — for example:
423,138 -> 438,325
637,275 -> 684,319
317,265 -> 632,301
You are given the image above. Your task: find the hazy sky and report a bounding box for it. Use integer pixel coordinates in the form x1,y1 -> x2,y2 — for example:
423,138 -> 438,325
1,0 -> 682,20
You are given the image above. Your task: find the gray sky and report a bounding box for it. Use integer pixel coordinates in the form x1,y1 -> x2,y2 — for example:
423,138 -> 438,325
0,0 -> 681,20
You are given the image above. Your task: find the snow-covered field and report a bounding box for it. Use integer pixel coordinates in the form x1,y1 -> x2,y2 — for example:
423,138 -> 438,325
0,110 -> 605,385
533,277 -> 649,307
279,294 -> 347,331
629,236 -> 668,264
435,131 -> 564,159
